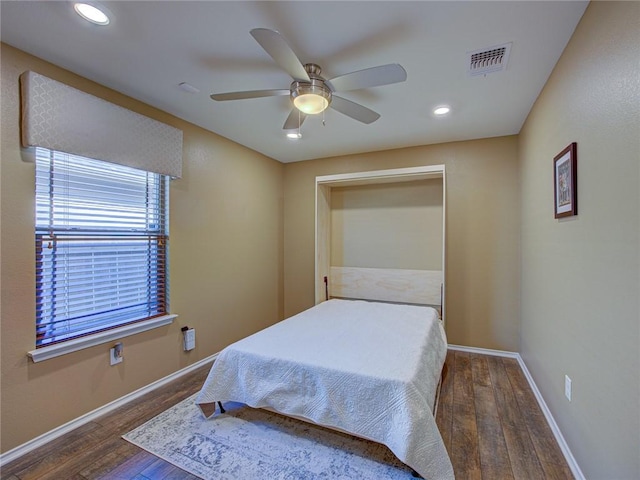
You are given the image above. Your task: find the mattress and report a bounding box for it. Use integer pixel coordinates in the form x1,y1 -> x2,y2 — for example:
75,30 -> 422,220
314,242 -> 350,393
196,298 -> 453,479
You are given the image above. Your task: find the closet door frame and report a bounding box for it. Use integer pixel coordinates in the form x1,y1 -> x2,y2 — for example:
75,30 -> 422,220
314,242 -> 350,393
315,165 -> 446,322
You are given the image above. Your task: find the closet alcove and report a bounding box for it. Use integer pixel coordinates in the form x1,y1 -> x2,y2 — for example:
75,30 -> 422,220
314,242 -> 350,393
315,165 -> 447,323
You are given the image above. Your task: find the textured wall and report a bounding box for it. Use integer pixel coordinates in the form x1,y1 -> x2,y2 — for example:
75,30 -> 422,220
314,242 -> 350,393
330,180 -> 443,270
0,44 -> 284,453
519,2 -> 640,478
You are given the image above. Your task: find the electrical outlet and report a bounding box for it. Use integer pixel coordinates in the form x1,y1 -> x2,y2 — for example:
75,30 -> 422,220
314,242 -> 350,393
183,328 -> 196,351
110,342 -> 123,366
564,375 -> 572,401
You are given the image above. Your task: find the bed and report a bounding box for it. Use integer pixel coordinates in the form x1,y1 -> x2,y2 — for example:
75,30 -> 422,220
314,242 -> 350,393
196,267 -> 453,479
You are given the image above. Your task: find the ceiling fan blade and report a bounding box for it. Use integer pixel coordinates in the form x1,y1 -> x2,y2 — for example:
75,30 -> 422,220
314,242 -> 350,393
250,28 -> 310,82
283,109 -> 307,130
326,64 -> 407,92
210,89 -> 290,101
330,96 -> 381,124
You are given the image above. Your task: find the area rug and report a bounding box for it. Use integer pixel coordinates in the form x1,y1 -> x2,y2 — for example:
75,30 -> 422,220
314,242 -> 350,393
123,393 -> 417,479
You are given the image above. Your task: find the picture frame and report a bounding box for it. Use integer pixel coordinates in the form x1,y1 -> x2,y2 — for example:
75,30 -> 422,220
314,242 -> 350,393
554,142 -> 577,218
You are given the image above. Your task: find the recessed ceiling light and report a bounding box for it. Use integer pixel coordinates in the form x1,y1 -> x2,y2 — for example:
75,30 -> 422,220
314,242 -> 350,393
74,3 -> 110,25
286,132 -> 302,139
433,106 -> 451,116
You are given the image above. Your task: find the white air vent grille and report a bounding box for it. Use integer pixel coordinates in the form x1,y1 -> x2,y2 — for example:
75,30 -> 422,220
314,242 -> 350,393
468,42 -> 512,76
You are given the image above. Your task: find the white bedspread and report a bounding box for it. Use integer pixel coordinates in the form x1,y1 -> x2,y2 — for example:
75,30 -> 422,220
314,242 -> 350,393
196,299 -> 454,480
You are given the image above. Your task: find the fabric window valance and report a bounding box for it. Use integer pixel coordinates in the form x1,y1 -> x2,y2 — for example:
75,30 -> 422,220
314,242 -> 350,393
20,71 -> 183,178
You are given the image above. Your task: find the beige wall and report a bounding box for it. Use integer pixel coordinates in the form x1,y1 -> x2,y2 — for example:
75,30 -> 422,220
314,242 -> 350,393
283,136 -> 521,351
519,2 -> 640,478
331,180 -> 443,270
0,44 -> 284,452
5,4 -> 636,475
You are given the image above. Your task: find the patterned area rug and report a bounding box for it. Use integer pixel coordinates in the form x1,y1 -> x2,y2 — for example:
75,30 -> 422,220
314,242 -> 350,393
123,393 -> 417,479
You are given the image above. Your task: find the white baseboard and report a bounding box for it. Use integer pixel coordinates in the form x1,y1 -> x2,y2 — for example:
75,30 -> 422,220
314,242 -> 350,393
0,353 -> 218,467
447,344 -> 585,480
515,355 -> 585,480
447,343 -> 520,358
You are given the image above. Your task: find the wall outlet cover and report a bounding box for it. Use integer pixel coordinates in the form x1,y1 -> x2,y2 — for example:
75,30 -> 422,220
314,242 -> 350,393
564,375 -> 572,401
183,328 -> 196,351
110,343 -> 123,366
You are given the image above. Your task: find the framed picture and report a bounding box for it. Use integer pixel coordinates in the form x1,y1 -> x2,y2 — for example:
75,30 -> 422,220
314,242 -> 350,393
554,142 -> 577,218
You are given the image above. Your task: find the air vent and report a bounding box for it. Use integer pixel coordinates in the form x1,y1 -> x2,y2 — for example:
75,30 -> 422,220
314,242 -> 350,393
468,43 -> 512,76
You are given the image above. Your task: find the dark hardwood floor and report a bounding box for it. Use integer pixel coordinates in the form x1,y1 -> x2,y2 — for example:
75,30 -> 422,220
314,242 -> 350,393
436,351 -> 573,480
1,351 -> 573,479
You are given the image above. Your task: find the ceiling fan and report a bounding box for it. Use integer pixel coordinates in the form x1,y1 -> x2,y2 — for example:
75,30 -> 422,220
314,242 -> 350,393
210,28 -> 407,130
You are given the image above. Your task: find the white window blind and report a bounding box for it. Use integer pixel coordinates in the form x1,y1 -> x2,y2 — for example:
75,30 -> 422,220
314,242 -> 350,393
35,148 -> 169,347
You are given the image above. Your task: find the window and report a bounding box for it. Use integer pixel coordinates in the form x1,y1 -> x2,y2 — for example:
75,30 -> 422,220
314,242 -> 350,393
35,148 -> 169,347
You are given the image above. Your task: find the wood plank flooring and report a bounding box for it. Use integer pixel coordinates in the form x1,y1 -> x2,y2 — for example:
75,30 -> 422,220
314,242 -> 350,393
436,351 -> 573,479
1,351 -> 573,479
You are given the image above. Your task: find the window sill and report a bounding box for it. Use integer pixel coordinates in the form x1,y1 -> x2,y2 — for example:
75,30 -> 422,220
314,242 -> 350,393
27,314 -> 177,363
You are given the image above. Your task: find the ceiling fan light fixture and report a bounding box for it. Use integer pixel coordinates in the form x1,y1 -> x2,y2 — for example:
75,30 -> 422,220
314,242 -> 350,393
294,94 -> 329,114
291,79 -> 332,115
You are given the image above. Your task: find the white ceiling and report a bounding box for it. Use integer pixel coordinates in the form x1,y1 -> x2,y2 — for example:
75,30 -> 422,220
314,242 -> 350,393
1,1 -> 588,163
